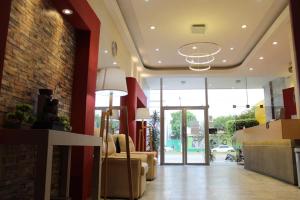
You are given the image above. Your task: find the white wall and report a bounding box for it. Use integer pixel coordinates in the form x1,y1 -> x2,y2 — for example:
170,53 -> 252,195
88,0 -> 136,77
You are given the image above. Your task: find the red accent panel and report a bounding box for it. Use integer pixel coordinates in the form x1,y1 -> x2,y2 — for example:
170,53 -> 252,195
283,87 -> 297,119
120,78 -> 147,149
0,0 -> 12,92
290,1 -> 300,97
51,1 -> 100,200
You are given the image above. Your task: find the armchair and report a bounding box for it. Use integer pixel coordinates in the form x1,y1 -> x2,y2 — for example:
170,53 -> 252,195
102,133 -> 148,199
114,134 -> 158,180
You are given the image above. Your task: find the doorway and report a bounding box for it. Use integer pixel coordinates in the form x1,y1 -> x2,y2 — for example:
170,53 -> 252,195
161,106 -> 209,165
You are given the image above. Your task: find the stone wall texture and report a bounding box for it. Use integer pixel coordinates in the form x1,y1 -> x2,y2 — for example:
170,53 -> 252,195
0,0 -> 76,199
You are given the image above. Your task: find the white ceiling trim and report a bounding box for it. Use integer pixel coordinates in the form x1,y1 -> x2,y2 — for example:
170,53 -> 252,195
103,0 -> 144,67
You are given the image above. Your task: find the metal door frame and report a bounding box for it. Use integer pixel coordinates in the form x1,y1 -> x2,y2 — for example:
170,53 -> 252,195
160,106 -> 209,165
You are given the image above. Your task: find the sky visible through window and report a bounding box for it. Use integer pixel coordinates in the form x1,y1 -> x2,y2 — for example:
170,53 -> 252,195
149,89 -> 264,118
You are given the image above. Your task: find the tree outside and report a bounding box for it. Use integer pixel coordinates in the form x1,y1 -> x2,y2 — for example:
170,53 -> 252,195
170,111 -> 197,139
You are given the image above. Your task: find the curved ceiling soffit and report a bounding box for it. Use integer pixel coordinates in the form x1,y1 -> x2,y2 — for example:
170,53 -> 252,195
129,4 -> 289,72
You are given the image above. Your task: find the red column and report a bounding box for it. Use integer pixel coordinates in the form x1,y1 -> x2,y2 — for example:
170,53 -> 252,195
290,0 -> 300,98
121,78 -> 138,144
0,0 -> 12,91
120,78 -> 147,149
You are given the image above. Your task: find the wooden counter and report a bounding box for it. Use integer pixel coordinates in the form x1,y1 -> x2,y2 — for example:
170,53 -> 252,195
0,129 -> 102,200
233,120 -> 300,185
234,119 -> 300,144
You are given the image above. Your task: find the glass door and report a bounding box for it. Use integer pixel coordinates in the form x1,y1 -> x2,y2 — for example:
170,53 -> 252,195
185,109 -> 207,164
161,107 -> 208,165
162,109 -> 184,164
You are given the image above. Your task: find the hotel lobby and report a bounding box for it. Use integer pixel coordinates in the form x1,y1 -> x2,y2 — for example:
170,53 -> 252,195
1,0 -> 300,200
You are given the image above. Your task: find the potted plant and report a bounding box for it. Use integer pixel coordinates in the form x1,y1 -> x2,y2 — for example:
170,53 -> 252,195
4,104 -> 36,129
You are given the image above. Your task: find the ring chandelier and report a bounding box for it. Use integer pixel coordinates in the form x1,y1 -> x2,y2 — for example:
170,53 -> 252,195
177,42 -> 222,72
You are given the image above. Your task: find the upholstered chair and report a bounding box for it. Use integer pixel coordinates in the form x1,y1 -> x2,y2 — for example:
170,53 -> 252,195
101,133 -> 148,199
114,134 -> 158,181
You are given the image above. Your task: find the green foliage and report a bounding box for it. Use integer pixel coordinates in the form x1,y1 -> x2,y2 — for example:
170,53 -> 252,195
5,104 -> 36,126
210,108 -> 258,147
58,116 -> 71,131
212,115 -> 234,130
170,111 -> 197,139
149,110 -> 160,152
236,107 -> 255,120
226,118 -> 259,136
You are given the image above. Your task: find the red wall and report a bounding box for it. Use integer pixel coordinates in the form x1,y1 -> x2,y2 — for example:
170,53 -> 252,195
52,1 -> 100,199
120,77 -> 147,149
283,87 -> 297,119
0,0 -> 100,199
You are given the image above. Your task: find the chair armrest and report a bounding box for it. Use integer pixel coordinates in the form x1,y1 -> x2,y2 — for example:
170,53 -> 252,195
116,153 -> 148,163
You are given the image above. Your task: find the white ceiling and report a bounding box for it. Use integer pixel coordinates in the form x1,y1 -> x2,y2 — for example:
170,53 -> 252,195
116,0 -> 292,78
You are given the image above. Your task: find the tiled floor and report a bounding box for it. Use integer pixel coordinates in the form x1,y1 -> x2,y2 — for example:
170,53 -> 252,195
141,163 -> 300,200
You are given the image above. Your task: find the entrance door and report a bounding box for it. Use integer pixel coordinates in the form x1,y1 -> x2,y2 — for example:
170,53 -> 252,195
161,107 -> 209,165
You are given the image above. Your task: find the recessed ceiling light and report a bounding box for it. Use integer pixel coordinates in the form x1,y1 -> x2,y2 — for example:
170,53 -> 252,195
259,56 -> 264,60
272,41 -> 278,45
62,9 -> 73,15
137,66 -> 142,72
155,48 -> 160,52
158,60 -> 162,64
113,61 -> 117,65
230,47 -> 234,51
222,59 -> 227,63
104,50 -> 108,54
192,46 -> 197,50
249,67 -> 254,71
150,26 -> 156,30
145,0 -> 149,2
241,24 -> 247,29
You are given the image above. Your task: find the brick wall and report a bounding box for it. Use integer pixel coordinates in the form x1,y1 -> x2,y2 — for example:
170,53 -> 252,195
0,0 -> 76,199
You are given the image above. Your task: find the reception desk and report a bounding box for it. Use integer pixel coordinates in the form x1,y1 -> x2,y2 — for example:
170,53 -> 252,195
234,120 -> 300,185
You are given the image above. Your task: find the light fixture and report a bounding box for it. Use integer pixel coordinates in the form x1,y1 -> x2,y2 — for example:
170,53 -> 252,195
178,42 -> 222,58
136,108 -> 151,151
241,24 -> 247,29
150,26 -> 156,30
96,67 -> 133,199
259,56 -> 264,60
96,67 -> 128,96
158,60 -> 162,64
137,66 -> 142,72
189,65 -> 211,72
113,61 -> 117,65
222,59 -> 227,63
155,48 -> 159,52
62,9 -> 73,15
249,67 -> 254,71
104,50 -> 108,54
178,42 -> 222,72
145,0 -> 149,2
230,47 -> 234,51
272,41 -> 278,45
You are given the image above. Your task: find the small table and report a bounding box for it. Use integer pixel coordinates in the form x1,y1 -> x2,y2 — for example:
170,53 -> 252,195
0,129 -> 102,200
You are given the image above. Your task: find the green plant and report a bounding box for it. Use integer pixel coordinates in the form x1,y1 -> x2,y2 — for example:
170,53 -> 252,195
148,110 -> 160,152
5,104 -> 36,127
58,116 -> 71,131
226,118 -> 259,136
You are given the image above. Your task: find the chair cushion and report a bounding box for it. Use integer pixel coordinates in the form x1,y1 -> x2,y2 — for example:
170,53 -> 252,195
102,133 -> 116,156
141,162 -> 149,176
118,134 -> 136,152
